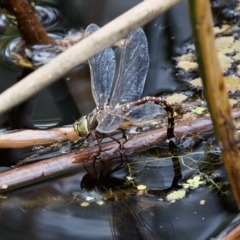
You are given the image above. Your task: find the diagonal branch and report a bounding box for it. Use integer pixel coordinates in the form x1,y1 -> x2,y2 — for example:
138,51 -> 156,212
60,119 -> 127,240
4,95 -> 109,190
0,0 -> 181,115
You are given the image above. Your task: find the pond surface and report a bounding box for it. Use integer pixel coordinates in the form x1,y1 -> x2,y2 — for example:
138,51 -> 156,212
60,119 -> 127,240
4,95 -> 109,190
0,1 -> 238,240
0,151 -> 237,240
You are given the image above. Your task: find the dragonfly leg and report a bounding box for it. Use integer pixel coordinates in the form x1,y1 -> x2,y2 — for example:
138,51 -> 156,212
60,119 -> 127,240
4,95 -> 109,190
72,132 -> 91,153
91,133 -> 104,176
120,128 -> 129,142
81,132 -> 127,176
118,150 -> 127,169
105,151 -> 127,176
169,139 -> 182,187
104,133 -> 128,168
91,132 -> 112,176
106,134 -> 125,150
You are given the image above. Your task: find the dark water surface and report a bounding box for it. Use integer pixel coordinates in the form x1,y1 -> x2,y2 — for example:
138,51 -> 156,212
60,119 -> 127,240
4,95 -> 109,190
0,154 -> 237,240
0,1 -> 238,240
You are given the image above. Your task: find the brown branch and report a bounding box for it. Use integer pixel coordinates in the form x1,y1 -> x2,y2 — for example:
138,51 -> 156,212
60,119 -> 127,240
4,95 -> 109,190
1,108 -> 240,149
5,0 -> 53,45
0,127 -> 78,148
1,110 -> 240,192
188,1 -> 240,208
222,223 -> 240,240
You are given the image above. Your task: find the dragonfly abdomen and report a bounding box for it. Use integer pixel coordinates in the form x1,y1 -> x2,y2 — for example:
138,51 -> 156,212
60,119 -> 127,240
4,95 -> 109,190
125,96 -> 175,139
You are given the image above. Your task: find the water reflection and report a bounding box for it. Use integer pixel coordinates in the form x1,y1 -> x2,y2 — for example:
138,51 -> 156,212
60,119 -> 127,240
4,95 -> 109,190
79,158 -> 175,240
110,194 -> 174,240
0,4 -> 67,71
80,159 -> 175,239
35,5 -> 61,29
0,1 -> 238,239
0,149 -> 237,240
0,170 -> 112,240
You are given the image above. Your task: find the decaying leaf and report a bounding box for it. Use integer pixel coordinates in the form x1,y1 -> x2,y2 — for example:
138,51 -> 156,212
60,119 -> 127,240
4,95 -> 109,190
218,54 -> 233,72
189,76 -> 240,94
213,25 -> 233,36
229,99 -> 238,107
182,112 -> 197,121
175,33 -> 239,78
176,61 -> 198,72
231,40 -> 240,52
224,76 -> 240,93
166,189 -> 186,201
215,36 -> 234,54
175,53 -> 196,62
232,52 -> 240,61
190,78 -> 202,88
192,107 -> 207,115
165,93 -> 188,105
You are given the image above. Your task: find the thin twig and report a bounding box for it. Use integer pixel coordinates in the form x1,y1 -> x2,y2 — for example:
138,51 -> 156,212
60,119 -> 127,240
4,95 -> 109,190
0,0 -> 181,115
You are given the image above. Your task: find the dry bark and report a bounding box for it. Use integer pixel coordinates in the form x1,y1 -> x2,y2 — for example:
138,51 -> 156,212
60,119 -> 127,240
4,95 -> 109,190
4,0 -> 53,45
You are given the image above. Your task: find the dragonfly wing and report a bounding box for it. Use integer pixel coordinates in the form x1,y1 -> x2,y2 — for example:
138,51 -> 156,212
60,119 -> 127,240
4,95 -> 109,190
125,103 -> 166,124
110,28 -> 149,106
134,197 -> 175,240
96,110 -> 124,134
110,195 -> 175,240
85,24 -> 116,107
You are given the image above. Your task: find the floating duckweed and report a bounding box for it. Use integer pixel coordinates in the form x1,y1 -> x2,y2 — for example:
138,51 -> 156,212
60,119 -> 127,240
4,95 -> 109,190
85,196 -> 94,202
192,107 -> 206,115
1,184 -> 8,189
199,199 -> 206,205
183,175 -> 205,189
96,201 -> 104,206
80,202 -> 89,207
137,185 -> 147,191
166,189 -> 186,201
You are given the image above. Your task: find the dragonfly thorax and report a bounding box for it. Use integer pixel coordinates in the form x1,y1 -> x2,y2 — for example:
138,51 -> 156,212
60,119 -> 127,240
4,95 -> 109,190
74,111 -> 99,137
73,116 -> 89,137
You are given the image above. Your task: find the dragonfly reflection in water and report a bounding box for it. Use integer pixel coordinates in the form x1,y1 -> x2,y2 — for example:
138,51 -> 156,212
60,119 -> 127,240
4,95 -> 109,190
80,159 -> 175,240
74,24 -> 175,164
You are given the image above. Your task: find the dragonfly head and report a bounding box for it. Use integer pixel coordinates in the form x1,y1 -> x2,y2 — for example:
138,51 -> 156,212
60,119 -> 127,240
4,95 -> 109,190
73,116 -> 89,137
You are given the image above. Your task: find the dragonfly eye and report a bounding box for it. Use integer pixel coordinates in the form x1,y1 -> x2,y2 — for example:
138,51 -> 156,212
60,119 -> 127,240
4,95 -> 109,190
73,116 -> 89,137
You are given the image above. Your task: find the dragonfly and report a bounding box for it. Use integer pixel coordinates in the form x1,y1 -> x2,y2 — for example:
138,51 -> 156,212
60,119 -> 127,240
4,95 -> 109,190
74,24 -> 175,151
